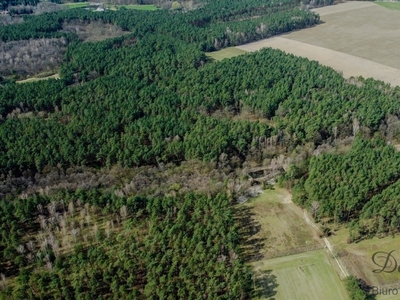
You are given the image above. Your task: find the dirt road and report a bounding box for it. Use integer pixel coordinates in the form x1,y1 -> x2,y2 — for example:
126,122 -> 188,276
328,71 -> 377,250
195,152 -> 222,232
303,210 -> 349,279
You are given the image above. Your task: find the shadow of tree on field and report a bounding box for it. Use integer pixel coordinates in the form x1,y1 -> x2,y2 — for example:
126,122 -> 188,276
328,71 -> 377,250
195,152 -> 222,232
234,205 -> 265,262
253,269 -> 278,299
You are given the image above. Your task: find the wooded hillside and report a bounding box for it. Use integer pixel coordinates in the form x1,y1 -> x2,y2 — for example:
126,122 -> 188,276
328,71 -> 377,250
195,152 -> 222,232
2,0 -> 400,298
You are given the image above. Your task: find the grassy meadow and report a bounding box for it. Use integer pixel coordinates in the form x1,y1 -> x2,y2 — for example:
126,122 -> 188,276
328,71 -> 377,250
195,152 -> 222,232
16,73 -> 60,84
252,249 -> 349,300
327,227 -> 400,291
206,47 -> 247,61
239,187 -> 322,260
376,2 -> 400,10
238,188 -> 350,299
61,2 -> 89,9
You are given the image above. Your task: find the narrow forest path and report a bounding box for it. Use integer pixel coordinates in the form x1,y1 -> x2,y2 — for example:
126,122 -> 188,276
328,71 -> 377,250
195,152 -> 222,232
303,210 -> 349,279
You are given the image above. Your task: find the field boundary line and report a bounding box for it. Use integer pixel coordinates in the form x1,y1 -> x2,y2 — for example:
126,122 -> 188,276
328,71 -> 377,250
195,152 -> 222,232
303,210 -> 349,279
263,244 -> 325,259
236,37 -> 400,87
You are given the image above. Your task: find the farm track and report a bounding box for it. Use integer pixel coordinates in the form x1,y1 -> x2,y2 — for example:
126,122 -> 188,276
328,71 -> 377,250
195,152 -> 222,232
303,210 -> 349,279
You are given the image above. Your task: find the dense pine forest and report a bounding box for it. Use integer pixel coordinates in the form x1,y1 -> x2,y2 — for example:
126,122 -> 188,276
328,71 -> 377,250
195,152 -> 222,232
2,0 -> 400,298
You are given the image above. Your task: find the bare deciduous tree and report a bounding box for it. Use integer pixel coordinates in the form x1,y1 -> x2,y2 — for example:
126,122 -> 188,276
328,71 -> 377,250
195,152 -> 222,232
79,208 -> 86,220
40,239 -> 48,252
0,273 -> 6,290
37,203 -> 44,215
310,201 -> 320,219
79,219 -> 84,229
47,201 -> 57,216
85,214 -> 91,226
45,261 -> 53,271
353,117 -> 360,136
120,205 -> 128,220
26,253 -> 34,262
39,215 -> 47,230
68,201 -> 75,217
26,240 -> 35,252
16,244 -> 25,255
93,223 -> 99,239
71,228 -> 79,243
333,126 -> 338,143
114,189 -> 124,198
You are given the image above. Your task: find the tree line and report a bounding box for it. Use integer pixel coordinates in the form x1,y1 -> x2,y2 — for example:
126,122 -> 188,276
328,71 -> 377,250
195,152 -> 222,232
292,138 -> 400,241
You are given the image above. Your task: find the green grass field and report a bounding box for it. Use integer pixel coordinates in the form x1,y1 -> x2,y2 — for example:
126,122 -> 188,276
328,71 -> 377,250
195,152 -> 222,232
243,186 -> 400,299
239,187 -> 321,260
252,250 -> 349,300
376,2 -> 400,10
328,228 -> 400,291
241,188 -> 348,299
61,2 -> 89,9
206,47 -> 247,61
118,4 -> 158,10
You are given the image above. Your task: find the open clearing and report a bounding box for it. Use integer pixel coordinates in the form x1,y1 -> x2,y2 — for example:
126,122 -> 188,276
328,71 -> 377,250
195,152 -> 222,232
16,73 -> 60,84
252,249 -> 349,300
61,2 -> 89,9
239,187 -> 322,260
107,4 -> 158,11
236,2 -> 400,87
243,187 -> 400,299
117,4 -> 158,10
206,47 -> 247,61
239,188 -> 349,299
328,227 -> 400,298
62,2 -> 158,10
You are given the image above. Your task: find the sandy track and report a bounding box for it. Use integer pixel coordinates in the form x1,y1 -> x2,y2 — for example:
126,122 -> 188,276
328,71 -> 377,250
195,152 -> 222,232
303,210 -> 349,279
236,37 -> 400,87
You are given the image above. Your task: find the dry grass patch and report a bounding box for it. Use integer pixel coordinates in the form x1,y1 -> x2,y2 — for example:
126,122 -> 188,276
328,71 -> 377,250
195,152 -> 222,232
17,72 -> 60,84
206,47 -> 247,61
238,187 -> 322,261
327,228 -> 400,290
251,249 -> 349,300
